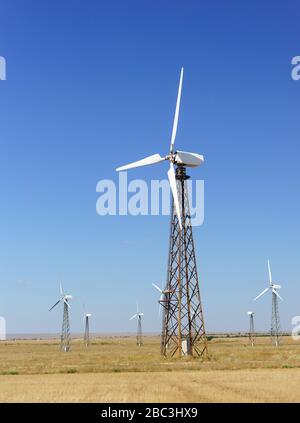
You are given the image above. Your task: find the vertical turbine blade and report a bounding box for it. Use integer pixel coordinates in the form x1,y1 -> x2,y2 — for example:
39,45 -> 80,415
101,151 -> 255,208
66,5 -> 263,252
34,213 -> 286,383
268,260 -> 273,285
168,162 -> 182,230
60,282 -> 64,297
170,67 -> 184,154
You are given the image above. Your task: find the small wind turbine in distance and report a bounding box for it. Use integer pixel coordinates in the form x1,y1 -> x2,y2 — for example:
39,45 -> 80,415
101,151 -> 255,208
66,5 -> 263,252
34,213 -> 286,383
254,260 -> 283,347
152,283 -> 174,316
49,283 -> 72,352
84,313 -> 92,347
247,311 -> 255,347
130,304 -> 144,347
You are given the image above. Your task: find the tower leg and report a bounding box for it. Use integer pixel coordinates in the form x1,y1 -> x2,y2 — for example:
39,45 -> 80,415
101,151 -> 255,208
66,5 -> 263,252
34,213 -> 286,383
161,166 -> 208,358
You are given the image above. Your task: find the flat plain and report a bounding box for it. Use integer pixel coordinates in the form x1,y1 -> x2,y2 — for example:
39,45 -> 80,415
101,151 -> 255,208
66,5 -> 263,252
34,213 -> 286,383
0,335 -> 300,402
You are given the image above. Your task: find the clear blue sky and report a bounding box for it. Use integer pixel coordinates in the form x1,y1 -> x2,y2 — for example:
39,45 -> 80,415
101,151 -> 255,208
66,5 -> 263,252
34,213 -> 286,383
0,0 -> 299,334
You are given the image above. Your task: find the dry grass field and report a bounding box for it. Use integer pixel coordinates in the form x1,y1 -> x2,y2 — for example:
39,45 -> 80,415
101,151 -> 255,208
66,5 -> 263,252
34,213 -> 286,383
0,335 -> 300,402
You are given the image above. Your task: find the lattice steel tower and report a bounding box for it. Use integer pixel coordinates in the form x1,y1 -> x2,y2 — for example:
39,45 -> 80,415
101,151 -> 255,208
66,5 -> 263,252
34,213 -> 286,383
247,311 -> 255,347
137,315 -> 143,347
160,167 -> 207,358
271,291 -> 281,347
84,313 -> 92,347
49,283 -> 72,352
61,300 -> 71,352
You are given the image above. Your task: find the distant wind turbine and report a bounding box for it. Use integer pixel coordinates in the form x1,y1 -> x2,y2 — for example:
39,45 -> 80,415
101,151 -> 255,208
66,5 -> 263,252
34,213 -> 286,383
254,260 -> 283,346
49,283 -> 72,352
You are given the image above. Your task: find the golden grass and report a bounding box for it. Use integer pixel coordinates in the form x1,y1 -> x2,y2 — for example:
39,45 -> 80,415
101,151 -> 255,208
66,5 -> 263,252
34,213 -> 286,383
0,336 -> 300,402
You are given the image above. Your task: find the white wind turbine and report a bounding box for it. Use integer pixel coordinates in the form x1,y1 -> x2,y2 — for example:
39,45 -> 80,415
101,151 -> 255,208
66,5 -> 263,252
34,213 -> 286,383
130,304 -> 144,346
117,68 -> 208,358
49,283 -> 72,352
116,67 -> 204,230
152,283 -> 174,316
254,260 -> 283,346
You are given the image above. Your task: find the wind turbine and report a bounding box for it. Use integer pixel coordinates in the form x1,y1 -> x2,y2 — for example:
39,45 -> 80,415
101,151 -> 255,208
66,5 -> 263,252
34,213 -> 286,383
130,304 -> 144,346
49,283 -> 72,352
254,260 -> 283,346
84,313 -> 92,347
117,68 -> 208,358
247,311 -> 255,347
152,283 -> 174,316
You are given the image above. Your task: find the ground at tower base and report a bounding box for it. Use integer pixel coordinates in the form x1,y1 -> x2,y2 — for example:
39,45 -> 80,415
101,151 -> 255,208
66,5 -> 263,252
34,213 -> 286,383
0,334 -> 300,402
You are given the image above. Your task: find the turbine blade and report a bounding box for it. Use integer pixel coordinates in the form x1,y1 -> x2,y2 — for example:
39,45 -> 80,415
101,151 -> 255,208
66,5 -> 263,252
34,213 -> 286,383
48,298 -> 63,312
60,282 -> 64,297
253,287 -> 270,301
168,162 -> 182,230
152,283 -> 162,293
129,314 -> 137,320
170,67 -> 184,154
64,298 -> 71,309
116,154 -> 165,172
268,260 -> 273,285
272,289 -> 283,301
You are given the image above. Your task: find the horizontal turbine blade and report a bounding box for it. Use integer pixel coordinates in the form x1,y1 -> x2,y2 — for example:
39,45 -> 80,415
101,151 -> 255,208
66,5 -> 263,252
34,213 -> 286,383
116,154 -> 165,172
272,289 -> 283,301
254,287 -> 270,301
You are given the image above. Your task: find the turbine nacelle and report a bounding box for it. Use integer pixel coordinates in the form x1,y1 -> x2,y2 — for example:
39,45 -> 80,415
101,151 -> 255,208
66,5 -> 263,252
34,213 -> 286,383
272,284 -> 281,289
173,151 -> 204,167
65,295 -> 73,301
247,311 -> 254,316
